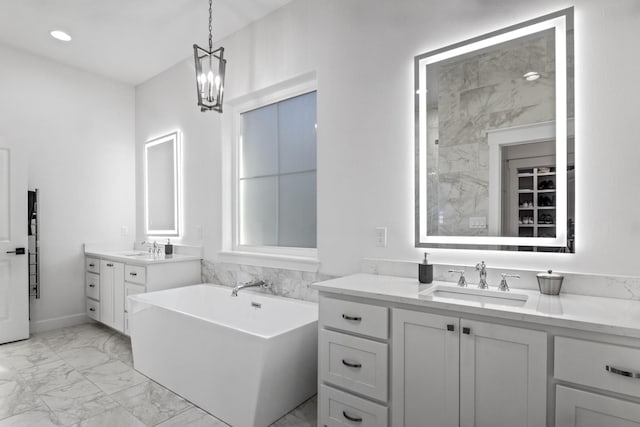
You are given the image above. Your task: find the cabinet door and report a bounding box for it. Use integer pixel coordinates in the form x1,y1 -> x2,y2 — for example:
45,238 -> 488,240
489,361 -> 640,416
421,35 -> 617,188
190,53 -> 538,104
124,282 -> 145,336
556,385 -> 640,427
459,320 -> 547,427
100,260 -> 124,332
392,308 -> 459,427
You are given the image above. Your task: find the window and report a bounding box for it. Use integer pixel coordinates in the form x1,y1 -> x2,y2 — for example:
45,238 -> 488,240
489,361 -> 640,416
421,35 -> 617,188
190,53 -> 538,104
238,91 -> 317,250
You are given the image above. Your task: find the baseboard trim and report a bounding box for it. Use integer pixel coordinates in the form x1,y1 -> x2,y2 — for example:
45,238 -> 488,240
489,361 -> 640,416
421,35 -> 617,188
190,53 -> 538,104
30,313 -> 90,334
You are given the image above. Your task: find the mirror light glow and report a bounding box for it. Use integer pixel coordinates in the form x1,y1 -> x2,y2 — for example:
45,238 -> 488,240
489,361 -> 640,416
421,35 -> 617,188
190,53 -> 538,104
144,131 -> 181,237
416,10 -> 569,249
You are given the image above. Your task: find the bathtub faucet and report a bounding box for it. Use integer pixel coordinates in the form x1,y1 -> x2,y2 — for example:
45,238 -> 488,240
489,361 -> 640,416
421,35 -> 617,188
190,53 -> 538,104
231,280 -> 271,297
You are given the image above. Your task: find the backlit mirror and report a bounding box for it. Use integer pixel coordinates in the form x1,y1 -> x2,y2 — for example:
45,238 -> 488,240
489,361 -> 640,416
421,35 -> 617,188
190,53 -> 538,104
145,131 -> 180,236
415,8 -> 574,252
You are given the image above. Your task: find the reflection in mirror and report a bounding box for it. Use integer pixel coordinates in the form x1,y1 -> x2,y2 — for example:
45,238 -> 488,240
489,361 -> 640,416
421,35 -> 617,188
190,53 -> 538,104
416,8 -> 574,252
145,131 -> 180,236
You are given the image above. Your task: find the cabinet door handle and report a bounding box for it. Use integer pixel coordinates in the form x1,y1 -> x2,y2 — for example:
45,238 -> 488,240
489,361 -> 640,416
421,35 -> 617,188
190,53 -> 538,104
89,284 -> 95,288
129,272 -> 137,276
462,327 -> 471,335
89,308 -> 95,312
447,324 -> 455,332
342,359 -> 362,369
106,263 -> 114,267
342,411 -> 363,423
606,365 -> 640,379
342,314 -> 362,322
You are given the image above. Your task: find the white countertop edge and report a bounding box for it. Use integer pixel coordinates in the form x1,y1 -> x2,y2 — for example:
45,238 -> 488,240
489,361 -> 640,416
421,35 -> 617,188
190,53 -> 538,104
311,274 -> 640,340
85,250 -> 201,265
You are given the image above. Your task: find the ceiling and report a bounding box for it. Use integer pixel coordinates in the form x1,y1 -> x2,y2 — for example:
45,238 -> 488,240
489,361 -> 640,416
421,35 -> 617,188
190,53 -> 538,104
0,0 -> 292,85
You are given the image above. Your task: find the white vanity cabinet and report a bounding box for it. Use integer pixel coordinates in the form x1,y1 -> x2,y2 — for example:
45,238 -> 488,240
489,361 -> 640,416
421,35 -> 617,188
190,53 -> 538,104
555,337 -> 640,427
318,296 -> 389,426
85,254 -> 200,335
392,308 -> 547,427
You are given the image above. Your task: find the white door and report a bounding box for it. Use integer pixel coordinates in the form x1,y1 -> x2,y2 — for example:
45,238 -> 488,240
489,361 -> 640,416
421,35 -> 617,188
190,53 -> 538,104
459,319 -> 547,427
392,308 -> 460,427
556,385 -> 640,427
0,145 -> 29,344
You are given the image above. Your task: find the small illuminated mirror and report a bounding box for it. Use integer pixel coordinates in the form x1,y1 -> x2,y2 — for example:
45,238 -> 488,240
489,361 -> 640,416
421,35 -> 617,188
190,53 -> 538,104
145,131 -> 179,236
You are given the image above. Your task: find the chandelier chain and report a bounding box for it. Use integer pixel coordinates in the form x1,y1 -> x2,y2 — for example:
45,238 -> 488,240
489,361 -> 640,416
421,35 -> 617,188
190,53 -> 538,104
208,0 -> 213,51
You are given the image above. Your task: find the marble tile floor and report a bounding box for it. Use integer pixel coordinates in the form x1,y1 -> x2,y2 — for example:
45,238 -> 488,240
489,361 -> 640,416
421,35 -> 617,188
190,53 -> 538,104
0,322 -> 317,427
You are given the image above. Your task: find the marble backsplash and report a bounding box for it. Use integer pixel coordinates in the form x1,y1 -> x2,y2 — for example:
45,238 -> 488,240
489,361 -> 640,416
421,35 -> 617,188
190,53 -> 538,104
201,260 -> 335,302
361,258 -> 640,301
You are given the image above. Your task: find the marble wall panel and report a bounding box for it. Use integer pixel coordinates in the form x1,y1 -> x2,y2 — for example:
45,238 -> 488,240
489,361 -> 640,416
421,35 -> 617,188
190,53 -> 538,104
201,260 -> 335,302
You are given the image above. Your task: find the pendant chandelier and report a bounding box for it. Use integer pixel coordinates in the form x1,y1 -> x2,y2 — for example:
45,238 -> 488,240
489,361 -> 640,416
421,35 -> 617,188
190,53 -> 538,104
193,0 -> 226,113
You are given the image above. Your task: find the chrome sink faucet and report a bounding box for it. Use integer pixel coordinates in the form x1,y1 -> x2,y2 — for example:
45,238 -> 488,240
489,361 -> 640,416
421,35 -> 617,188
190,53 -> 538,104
231,280 -> 271,297
498,274 -> 520,292
448,270 -> 468,287
475,261 -> 489,289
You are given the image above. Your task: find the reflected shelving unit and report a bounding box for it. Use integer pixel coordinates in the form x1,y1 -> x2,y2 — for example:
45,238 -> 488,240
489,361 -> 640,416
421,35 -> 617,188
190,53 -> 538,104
517,167 -> 556,251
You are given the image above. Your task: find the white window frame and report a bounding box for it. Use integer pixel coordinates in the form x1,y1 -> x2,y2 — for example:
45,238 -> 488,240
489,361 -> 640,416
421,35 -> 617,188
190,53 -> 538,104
220,72 -> 319,271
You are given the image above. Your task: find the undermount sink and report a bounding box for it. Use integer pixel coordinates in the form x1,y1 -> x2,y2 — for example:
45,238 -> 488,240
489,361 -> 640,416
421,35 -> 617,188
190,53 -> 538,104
119,251 -> 148,256
421,284 -> 528,307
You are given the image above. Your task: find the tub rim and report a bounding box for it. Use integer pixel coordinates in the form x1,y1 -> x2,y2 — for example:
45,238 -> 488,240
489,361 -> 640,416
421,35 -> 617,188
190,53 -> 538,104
128,283 -> 318,340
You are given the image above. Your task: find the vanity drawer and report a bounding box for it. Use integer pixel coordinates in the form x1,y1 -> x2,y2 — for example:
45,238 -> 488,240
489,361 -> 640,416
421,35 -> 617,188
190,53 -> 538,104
320,329 -> 388,401
555,336 -> 640,398
86,298 -> 100,321
125,264 -> 146,285
320,384 -> 387,427
86,272 -> 100,300
86,257 -> 100,274
320,296 -> 388,339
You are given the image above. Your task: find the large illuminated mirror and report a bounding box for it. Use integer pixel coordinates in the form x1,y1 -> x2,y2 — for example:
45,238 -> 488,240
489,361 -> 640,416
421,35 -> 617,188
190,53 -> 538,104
416,8 -> 574,252
145,131 -> 180,237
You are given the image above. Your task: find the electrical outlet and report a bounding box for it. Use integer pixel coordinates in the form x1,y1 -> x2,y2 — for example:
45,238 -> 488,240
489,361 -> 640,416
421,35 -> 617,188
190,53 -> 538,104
121,226 -> 128,236
375,227 -> 387,247
469,217 -> 487,229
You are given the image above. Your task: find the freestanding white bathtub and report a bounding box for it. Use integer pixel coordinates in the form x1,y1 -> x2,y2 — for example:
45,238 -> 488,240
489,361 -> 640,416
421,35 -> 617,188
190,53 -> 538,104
128,284 -> 318,427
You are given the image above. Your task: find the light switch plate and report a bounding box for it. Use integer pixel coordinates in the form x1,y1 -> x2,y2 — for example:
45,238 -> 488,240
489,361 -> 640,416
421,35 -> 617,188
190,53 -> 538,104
375,227 -> 387,247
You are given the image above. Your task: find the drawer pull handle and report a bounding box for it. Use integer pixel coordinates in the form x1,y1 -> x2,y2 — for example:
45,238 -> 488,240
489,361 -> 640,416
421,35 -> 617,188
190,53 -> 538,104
106,263 -> 114,267
606,365 -> 640,378
342,359 -> 362,369
129,272 -> 137,276
342,314 -> 362,322
462,327 -> 471,335
342,411 -> 362,423
89,308 -> 95,312
89,263 -> 95,267
89,284 -> 95,288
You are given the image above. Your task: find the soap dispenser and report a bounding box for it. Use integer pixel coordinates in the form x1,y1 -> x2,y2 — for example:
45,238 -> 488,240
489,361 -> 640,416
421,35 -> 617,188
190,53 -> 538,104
165,239 -> 173,256
418,252 -> 433,284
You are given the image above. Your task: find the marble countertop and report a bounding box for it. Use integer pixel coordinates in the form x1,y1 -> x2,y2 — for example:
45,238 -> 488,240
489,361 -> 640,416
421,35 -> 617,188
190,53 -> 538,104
85,249 -> 201,266
311,273 -> 640,339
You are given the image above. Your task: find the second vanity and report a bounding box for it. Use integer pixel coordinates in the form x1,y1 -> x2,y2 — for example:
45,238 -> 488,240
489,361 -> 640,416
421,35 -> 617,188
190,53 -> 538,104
84,247 -> 201,335
312,274 -> 640,427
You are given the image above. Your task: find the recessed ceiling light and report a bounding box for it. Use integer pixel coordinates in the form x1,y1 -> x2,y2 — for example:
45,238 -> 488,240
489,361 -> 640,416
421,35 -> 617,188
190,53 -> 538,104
523,71 -> 540,81
50,30 -> 72,42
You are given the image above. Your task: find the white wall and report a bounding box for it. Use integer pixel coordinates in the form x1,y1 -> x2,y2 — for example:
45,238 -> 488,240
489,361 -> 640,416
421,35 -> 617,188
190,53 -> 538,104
136,0 -> 640,278
0,43 -> 135,330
